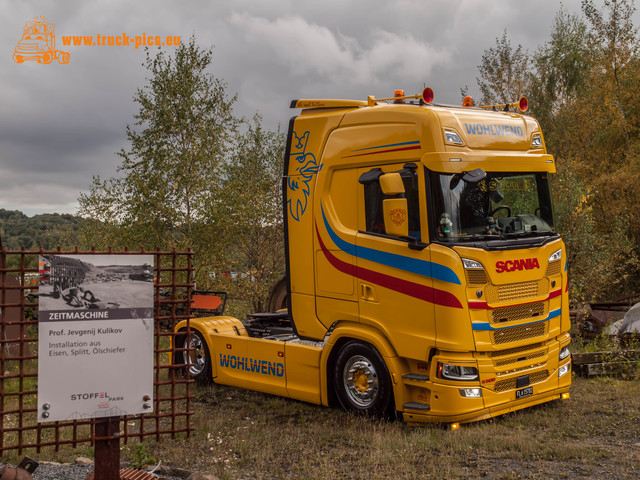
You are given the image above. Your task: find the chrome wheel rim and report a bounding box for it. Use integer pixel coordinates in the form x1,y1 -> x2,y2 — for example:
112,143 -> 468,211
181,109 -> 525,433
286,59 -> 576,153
183,333 -> 206,376
343,354 -> 379,408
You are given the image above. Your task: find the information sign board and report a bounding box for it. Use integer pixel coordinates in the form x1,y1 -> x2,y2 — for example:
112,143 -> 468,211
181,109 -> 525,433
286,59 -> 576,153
37,254 -> 154,422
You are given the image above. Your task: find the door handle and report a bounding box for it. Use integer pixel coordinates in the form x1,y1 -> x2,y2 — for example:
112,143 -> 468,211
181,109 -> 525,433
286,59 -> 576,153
360,283 -> 377,302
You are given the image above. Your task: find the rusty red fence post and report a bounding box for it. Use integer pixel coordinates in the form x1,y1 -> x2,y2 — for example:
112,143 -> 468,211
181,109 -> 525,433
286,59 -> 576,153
93,417 -> 120,479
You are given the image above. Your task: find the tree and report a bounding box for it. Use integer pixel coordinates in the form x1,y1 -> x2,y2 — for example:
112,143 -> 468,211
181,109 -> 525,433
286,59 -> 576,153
580,0 -> 639,161
528,7 -> 590,152
215,115 -> 286,312
540,1 -> 640,301
470,2 -> 640,303
476,30 -> 530,105
79,37 -> 238,280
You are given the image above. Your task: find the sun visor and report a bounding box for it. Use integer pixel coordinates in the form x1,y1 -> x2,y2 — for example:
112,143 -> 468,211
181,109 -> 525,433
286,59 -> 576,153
443,110 -> 534,151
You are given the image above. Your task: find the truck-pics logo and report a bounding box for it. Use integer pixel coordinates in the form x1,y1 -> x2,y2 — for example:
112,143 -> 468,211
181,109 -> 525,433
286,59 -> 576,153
14,17 -> 70,64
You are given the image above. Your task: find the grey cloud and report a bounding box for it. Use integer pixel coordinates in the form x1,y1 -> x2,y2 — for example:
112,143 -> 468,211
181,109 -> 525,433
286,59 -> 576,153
1,0 -> 635,215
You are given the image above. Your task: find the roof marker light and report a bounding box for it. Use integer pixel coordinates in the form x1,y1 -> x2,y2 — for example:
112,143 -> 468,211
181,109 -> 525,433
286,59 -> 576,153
394,89 -> 405,104
462,96 -> 474,107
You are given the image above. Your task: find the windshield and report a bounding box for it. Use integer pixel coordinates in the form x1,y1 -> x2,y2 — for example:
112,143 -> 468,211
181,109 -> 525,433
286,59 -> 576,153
430,170 -> 556,242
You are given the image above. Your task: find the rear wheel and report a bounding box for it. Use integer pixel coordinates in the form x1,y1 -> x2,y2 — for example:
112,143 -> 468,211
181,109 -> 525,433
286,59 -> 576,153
333,341 -> 393,417
180,330 -> 212,385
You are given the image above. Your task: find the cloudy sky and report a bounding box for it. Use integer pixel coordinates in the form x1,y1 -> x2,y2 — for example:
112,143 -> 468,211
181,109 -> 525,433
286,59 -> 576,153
1,0 -> 632,216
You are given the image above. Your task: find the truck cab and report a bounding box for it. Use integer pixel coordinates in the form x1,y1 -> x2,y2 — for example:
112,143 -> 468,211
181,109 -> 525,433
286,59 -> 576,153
176,88 -> 571,425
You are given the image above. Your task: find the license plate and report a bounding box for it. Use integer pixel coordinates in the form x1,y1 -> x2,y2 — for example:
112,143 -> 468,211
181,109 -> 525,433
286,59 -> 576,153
516,386 -> 533,399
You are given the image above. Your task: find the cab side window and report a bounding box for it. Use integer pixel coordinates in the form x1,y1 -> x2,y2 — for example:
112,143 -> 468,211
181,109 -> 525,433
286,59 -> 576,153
360,167 -> 421,238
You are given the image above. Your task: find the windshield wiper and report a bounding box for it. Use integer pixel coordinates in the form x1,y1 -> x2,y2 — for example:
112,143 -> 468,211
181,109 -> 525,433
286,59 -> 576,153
456,233 -> 504,241
503,230 -> 556,239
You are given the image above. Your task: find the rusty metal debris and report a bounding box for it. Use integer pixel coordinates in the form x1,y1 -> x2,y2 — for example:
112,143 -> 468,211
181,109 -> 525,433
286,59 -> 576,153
572,350 -> 640,378
0,457 -> 38,480
573,294 -> 640,334
85,467 -> 171,480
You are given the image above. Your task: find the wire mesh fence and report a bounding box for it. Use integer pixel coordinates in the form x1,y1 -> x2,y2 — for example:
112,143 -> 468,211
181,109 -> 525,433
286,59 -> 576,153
0,247 -> 195,456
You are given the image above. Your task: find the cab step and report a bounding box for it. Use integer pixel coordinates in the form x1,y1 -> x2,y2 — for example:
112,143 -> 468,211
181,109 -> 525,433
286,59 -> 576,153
402,373 -> 429,381
403,402 -> 430,411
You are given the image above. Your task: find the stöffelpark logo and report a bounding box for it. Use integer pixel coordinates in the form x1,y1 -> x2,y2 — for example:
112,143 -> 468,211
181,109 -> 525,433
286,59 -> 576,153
14,16 -> 182,65
14,16 -> 70,64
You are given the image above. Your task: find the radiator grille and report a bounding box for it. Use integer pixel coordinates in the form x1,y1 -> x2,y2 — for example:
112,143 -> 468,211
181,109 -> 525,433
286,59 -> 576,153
490,342 -> 544,358
485,280 -> 549,303
494,351 -> 545,367
491,321 -> 547,345
494,370 -> 550,393
466,269 -> 488,286
491,302 -> 546,324
546,260 -> 561,276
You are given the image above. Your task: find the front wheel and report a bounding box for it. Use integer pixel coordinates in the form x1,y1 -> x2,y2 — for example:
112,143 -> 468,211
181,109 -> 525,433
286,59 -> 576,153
333,341 -> 393,418
180,330 -> 212,385
39,52 -> 53,64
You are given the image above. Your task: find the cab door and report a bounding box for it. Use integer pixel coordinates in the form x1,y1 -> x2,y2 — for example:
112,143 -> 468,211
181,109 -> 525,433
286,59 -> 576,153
355,164 -> 437,361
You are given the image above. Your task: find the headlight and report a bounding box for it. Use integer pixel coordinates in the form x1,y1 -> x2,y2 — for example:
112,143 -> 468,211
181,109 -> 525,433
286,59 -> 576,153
559,346 -> 570,361
459,388 -> 482,398
559,362 -> 571,377
438,363 -> 479,381
462,258 -> 483,270
531,134 -> 543,148
444,129 -> 464,145
548,249 -> 562,262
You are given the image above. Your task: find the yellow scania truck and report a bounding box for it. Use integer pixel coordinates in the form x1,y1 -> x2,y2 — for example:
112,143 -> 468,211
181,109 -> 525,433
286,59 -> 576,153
176,88 -> 571,425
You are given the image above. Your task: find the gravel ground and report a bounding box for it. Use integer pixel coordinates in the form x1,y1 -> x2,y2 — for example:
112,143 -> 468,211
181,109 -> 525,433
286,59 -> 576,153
0,462 -> 189,480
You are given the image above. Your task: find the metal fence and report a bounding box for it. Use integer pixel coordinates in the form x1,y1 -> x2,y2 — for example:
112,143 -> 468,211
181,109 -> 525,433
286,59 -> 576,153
0,247 -> 195,455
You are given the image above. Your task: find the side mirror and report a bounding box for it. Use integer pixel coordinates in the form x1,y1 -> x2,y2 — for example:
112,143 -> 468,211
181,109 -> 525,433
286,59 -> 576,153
383,198 -> 409,237
379,173 -> 408,237
379,172 -> 405,195
449,168 -> 487,190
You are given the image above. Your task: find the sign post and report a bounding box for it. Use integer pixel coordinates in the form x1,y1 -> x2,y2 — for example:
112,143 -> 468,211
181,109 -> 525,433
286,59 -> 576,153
37,254 -> 155,479
94,417 -> 121,480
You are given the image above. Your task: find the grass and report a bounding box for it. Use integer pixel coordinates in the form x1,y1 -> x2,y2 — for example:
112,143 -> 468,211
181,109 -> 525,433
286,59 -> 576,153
3,330 -> 639,478
3,374 -> 639,478
108,375 -> 640,478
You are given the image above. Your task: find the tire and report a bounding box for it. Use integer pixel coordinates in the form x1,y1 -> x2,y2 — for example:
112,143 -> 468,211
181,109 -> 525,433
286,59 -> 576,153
40,52 -> 53,64
266,276 -> 288,312
333,341 -> 393,418
180,330 -> 212,385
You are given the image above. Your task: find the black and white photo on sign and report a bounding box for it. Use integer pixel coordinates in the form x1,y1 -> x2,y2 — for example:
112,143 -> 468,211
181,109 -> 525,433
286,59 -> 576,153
38,254 -> 154,314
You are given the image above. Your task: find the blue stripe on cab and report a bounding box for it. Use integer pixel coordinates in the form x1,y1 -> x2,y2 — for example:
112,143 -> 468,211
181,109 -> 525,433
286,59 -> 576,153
320,205 -> 460,285
472,308 -> 561,331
